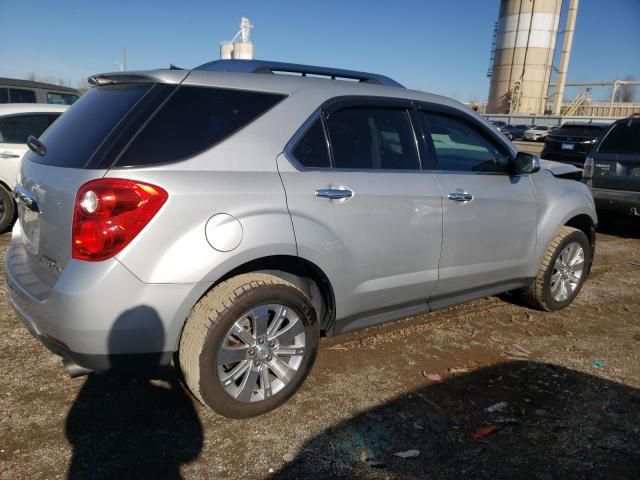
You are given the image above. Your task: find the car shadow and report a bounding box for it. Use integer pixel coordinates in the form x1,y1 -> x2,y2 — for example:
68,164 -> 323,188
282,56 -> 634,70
597,214 -> 640,239
272,361 -> 640,479
65,307 -> 203,480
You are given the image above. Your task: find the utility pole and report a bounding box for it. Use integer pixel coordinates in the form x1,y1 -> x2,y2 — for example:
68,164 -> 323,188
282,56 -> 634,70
552,0 -> 579,115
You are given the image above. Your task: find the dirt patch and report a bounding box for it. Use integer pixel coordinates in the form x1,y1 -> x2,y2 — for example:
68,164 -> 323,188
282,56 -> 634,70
1,219 -> 639,479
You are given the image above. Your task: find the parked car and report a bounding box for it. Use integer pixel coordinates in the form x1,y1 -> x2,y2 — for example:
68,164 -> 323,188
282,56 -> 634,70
523,125 -> 554,141
0,104 -> 68,230
489,120 -> 507,133
542,122 -> 609,167
0,77 -> 79,105
583,115 -> 640,219
5,60 -> 597,418
501,124 -> 530,141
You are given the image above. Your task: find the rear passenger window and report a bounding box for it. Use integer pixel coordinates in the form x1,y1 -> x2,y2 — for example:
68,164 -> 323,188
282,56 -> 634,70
292,119 -> 330,168
117,86 -> 285,167
599,122 -> 640,155
422,112 -> 510,173
0,114 -> 52,143
326,107 -> 419,170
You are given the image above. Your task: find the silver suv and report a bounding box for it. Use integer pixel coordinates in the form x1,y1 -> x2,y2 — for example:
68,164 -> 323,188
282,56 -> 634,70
5,60 -> 597,418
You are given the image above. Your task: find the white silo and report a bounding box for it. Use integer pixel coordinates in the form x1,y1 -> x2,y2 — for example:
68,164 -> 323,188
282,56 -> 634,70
220,42 -> 234,60
487,0 -> 562,114
219,17 -> 255,60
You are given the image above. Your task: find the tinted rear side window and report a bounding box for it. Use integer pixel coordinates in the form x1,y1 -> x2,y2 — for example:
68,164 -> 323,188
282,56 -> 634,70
326,107 -> 419,170
30,84 -> 151,168
0,114 -> 56,143
116,86 -> 285,167
292,119 -> 330,168
599,121 -> 640,155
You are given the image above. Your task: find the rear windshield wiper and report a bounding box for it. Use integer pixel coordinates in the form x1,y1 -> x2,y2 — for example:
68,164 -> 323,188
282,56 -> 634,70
27,135 -> 47,157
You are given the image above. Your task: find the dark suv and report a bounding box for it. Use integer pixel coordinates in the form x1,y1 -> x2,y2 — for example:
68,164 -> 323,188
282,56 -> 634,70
542,122 -> 609,167
583,116 -> 640,218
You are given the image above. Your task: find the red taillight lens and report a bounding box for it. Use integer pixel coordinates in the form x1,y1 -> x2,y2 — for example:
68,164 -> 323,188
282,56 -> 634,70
72,179 -> 168,261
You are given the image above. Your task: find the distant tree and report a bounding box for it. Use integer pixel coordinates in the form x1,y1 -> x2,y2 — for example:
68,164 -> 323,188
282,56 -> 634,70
614,74 -> 637,103
76,77 -> 91,96
23,72 -> 70,88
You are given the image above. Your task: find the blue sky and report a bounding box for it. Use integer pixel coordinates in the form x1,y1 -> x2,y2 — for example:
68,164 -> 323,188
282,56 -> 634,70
1,0 -> 638,101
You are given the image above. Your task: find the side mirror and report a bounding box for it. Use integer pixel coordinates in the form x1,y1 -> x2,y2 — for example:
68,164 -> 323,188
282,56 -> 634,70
511,152 -> 540,175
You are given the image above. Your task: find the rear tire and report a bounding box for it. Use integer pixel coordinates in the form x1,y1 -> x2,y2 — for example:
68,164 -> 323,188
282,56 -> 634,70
522,226 -> 592,311
179,273 -> 319,418
0,185 -> 15,233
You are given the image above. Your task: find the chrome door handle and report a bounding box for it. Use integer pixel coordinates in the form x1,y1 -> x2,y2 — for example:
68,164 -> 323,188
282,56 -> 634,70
447,192 -> 473,202
0,152 -> 20,159
315,188 -> 353,200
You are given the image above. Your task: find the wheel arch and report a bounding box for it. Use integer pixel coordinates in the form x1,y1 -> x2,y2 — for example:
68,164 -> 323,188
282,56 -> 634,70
188,255 -> 336,336
564,213 -> 596,256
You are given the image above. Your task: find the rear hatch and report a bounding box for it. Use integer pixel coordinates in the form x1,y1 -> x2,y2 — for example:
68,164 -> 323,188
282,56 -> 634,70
544,124 -> 607,157
14,72 -> 186,290
592,118 -> 640,191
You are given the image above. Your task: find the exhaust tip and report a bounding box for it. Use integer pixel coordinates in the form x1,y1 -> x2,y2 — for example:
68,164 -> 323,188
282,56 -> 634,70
62,358 -> 94,378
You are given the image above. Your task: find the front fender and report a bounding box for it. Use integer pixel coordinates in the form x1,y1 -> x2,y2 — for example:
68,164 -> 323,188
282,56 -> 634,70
530,170 -> 597,276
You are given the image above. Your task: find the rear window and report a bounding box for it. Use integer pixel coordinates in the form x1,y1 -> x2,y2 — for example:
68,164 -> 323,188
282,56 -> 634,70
115,86 -> 285,167
30,84 -> 152,168
553,125 -> 606,137
599,121 -> 640,155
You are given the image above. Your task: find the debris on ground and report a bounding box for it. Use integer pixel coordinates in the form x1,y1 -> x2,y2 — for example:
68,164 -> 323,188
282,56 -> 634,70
422,372 -> 443,382
447,367 -> 470,375
360,451 -> 387,468
282,453 -> 295,463
472,424 -> 497,440
591,360 -> 606,368
505,343 -> 531,358
413,422 -> 424,431
393,449 -> 420,459
485,401 -> 508,413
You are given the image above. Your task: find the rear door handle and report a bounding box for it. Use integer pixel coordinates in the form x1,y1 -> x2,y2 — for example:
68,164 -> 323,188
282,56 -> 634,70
0,152 -> 20,159
315,188 -> 353,200
447,192 -> 473,202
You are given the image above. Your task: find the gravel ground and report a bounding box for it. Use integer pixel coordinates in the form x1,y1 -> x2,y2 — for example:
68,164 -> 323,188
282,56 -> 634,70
1,198 -> 639,478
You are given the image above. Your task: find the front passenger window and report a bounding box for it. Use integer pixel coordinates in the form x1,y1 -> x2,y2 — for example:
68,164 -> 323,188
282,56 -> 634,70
422,112 -> 510,173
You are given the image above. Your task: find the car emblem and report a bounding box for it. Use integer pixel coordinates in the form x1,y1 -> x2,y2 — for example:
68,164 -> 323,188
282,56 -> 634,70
37,254 -> 62,274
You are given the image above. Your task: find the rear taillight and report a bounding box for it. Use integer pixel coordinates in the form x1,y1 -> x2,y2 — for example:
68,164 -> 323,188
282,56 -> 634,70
72,179 -> 168,261
582,156 -> 594,180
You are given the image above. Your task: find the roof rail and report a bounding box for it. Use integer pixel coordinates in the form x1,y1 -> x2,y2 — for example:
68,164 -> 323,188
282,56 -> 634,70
194,59 -> 405,88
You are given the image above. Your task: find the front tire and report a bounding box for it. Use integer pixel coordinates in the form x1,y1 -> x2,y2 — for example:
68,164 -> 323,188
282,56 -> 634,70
523,226 -> 592,311
179,273 -> 319,418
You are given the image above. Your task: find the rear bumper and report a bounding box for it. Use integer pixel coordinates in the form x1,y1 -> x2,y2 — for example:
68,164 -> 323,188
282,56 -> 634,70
591,187 -> 640,215
5,224 -> 202,372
